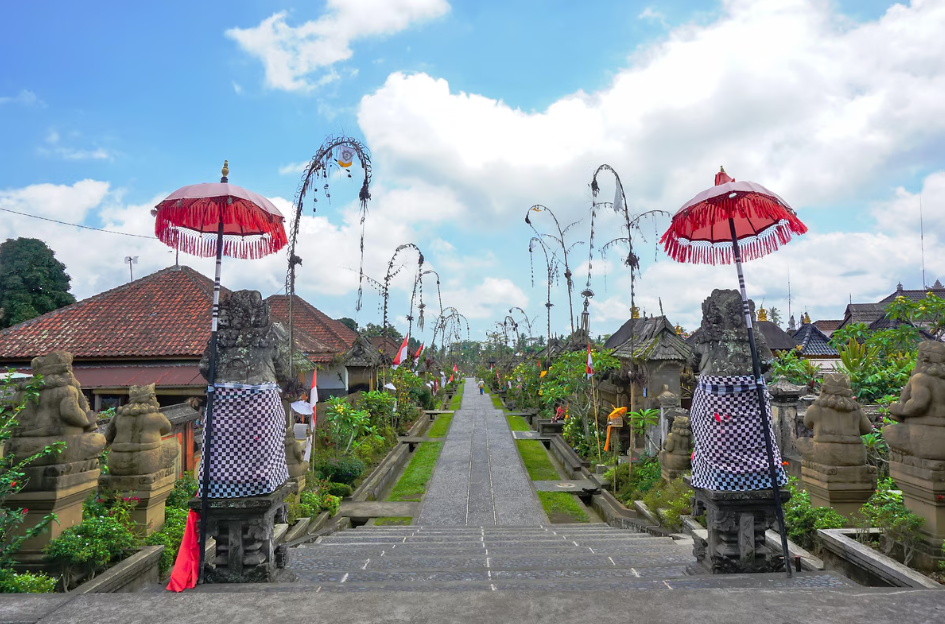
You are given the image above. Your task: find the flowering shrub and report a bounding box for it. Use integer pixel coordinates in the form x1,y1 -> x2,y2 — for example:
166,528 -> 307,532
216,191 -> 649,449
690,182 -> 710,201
44,515 -> 138,590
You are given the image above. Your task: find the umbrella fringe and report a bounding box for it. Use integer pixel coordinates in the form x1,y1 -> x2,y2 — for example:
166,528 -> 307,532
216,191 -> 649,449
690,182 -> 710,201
663,220 -> 801,265
660,196 -> 807,265
155,199 -> 288,260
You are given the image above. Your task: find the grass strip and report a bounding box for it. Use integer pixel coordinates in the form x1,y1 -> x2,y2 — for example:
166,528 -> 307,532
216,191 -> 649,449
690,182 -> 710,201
374,517 -> 412,526
449,383 -> 464,410
538,492 -> 590,523
515,440 -> 560,481
427,414 -> 452,438
507,414 -> 530,431
490,395 -> 504,410
387,441 -> 443,502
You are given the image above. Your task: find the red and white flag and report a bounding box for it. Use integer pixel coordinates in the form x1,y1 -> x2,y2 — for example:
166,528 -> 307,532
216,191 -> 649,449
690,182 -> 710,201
391,335 -> 410,369
586,345 -> 594,379
413,342 -> 424,368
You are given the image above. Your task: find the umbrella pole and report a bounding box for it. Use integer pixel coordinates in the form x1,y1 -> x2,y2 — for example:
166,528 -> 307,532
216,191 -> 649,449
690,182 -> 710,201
198,218 -> 225,584
727,218 -> 793,578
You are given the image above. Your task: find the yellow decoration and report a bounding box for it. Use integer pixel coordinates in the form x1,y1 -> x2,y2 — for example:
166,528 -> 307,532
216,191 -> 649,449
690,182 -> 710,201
631,306 -> 640,319
221,160 -> 229,178
757,306 -> 768,322
802,312 -> 812,324
607,406 -> 627,419
540,370 -> 547,378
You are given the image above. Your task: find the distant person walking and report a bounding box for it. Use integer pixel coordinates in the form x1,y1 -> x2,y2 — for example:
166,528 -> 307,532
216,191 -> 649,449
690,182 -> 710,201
478,379 -> 485,395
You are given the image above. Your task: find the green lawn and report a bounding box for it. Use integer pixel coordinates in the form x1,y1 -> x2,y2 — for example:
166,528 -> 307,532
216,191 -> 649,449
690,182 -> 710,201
538,492 -> 590,523
507,414 -> 530,431
490,395 -> 504,410
387,442 -> 443,502
428,414 -> 452,438
374,517 -> 412,526
449,383 -> 464,410
515,440 -> 561,481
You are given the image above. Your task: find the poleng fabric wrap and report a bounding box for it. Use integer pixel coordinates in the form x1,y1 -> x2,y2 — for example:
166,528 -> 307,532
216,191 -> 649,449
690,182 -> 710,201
690,374 -> 787,491
198,382 -> 289,498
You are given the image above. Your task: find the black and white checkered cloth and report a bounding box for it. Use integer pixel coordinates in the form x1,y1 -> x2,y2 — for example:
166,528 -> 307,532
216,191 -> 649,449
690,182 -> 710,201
198,382 -> 289,499
690,374 -> 787,491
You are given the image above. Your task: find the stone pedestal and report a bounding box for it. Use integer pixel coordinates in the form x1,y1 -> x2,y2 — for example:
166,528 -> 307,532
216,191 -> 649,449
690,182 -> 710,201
889,452 -> 945,569
190,482 -> 292,583
768,377 -> 808,479
801,460 -> 876,518
7,470 -> 99,565
99,469 -> 176,535
689,479 -> 791,574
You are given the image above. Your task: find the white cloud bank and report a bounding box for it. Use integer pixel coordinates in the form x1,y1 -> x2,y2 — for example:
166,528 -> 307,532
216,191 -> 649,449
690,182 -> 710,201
355,0 -> 945,331
226,0 -> 450,91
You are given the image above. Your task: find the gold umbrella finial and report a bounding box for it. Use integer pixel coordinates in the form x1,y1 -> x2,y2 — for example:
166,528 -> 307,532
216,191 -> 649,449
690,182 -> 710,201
221,160 -> 229,182
720,165 -> 725,173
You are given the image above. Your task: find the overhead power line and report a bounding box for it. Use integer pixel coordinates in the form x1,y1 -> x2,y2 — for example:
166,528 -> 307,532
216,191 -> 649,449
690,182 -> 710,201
0,206 -> 157,239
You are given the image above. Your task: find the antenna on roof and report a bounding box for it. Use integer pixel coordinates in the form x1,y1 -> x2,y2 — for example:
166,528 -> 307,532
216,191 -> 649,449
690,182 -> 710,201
920,195 -> 927,289
787,266 -> 792,323
124,256 -> 138,282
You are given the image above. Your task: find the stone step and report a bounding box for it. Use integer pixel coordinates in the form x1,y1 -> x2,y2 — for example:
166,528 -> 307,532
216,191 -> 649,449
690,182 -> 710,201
295,542 -> 688,560
288,550 -> 696,572
317,534 -> 667,545
289,564 -> 693,584
275,571 -> 855,592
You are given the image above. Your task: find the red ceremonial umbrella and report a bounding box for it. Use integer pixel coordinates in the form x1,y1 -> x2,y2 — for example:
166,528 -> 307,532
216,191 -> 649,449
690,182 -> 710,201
153,161 -> 287,585
660,167 -> 807,577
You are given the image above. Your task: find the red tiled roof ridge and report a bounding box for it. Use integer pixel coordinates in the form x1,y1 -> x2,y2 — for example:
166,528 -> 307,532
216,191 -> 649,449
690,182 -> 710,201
0,265 -> 215,338
0,265 -> 222,360
266,294 -> 357,350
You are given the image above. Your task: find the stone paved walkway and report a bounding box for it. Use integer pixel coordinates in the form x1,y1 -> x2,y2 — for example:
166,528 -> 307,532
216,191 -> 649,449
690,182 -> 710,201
417,379 -> 545,526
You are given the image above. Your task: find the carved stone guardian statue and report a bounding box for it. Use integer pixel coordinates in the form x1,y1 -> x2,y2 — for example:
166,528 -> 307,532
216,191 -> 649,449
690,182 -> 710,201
6,351 -> 107,558
99,383 -> 180,533
796,374 -> 875,517
885,341 -> 945,568
192,290 -> 292,583
687,290 -> 789,574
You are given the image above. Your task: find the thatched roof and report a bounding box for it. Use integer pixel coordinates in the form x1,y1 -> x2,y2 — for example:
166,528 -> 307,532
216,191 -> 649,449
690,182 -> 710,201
606,316 -> 691,362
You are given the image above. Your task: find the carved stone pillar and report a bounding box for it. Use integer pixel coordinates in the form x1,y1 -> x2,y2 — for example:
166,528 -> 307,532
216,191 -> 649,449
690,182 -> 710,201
689,479 -> 791,574
768,377 -> 807,479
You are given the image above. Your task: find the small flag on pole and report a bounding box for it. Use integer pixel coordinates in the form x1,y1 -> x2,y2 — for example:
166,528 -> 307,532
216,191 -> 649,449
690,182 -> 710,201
336,146 -> 354,168
586,345 -> 594,379
413,342 -> 424,368
391,335 -> 410,369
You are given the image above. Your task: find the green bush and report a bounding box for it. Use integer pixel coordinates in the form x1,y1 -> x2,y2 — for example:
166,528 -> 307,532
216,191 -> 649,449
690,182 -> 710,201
640,477 -> 692,531
165,473 -> 198,510
145,507 -> 188,577
857,477 -> 925,565
44,515 -> 138,590
326,482 -> 353,498
358,390 -> 396,427
0,569 -> 56,593
321,494 -> 341,517
312,454 -> 365,485
613,456 -> 662,503
783,478 -> 846,551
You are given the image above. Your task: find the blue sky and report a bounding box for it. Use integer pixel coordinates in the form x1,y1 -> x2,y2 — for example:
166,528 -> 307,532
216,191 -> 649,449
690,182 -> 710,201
2,0 -> 944,344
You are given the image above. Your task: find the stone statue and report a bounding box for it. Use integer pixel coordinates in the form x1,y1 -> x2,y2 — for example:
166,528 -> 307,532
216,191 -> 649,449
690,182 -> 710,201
199,290 -> 289,386
689,289 -> 772,377
9,351 -> 106,490
659,414 -> 693,476
195,290 -> 292,583
797,374 -> 872,466
104,384 -> 179,477
885,341 -> 945,461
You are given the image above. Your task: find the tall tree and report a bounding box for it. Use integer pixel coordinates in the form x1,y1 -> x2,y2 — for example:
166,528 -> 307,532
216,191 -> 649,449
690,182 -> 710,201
337,317 -> 358,332
0,238 -> 76,329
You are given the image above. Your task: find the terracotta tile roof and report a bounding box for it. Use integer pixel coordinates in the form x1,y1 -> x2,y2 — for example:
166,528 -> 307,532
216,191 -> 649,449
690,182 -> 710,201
813,319 -> 842,333
0,266 -> 219,360
266,295 -> 358,353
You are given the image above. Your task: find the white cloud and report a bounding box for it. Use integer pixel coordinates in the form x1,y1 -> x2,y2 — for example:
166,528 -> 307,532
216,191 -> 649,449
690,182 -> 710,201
39,131 -> 113,161
0,179 -> 111,222
226,0 -> 450,91
0,90 -> 44,107
232,82 -> 243,94
441,277 -> 529,320
279,161 -> 309,175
